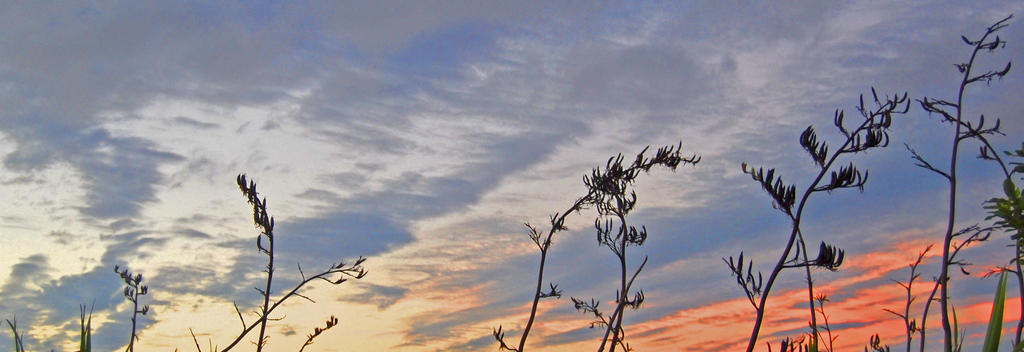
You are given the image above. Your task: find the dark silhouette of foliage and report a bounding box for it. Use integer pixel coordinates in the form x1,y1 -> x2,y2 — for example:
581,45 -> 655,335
115,265 -> 150,352
495,143 -> 698,352
814,294 -> 838,352
865,333 -> 891,352
2,13 -> 1021,352
189,174 -> 368,352
299,315 -> 338,352
731,86 -> 909,351
883,245 -> 932,352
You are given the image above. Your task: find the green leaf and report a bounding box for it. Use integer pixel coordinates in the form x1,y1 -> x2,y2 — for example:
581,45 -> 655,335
952,305 -> 963,352
1005,178 -> 1018,199
982,271 -> 1009,352
6,319 -> 24,352
78,304 -> 93,352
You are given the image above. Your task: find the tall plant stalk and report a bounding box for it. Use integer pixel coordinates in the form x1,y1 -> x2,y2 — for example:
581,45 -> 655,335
115,265 -> 149,352
236,174 -> 276,351
730,88 -> 908,351
909,14 -> 1012,352
582,145 -> 698,351
883,245 -> 932,352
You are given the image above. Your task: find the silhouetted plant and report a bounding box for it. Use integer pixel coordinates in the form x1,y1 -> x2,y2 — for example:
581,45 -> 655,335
3,175 -> 369,352
768,335 -> 811,352
298,315 -> 338,352
911,225 -> 991,352
905,14 -> 1012,352
814,293 -> 837,352
189,174 -> 368,352
585,145 -> 699,352
494,187 -> 589,352
882,245 -> 932,352
865,333 -> 891,352
494,144 -> 698,352
115,265 -> 149,352
5,306 -> 95,352
731,87 -> 908,351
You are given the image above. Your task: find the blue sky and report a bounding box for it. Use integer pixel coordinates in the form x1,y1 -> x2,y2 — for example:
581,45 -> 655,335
1,1 -> 1023,351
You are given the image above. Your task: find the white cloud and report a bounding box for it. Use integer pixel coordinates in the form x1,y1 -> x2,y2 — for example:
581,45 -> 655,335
1,1 -> 1022,351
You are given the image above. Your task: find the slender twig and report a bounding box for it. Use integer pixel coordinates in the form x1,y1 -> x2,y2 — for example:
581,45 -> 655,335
917,226 -> 992,352
814,294 -> 836,352
298,316 -> 338,352
193,175 -> 369,352
190,328 -> 203,352
217,256 -> 366,351
510,196 -> 591,352
883,245 -> 931,352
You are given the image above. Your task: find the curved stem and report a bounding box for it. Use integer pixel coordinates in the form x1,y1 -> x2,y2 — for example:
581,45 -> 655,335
919,279 -> 941,352
255,232 -> 274,352
797,229 -> 819,344
746,112 -> 877,351
219,265 -> 362,351
517,195 -> 590,352
517,248 -> 549,351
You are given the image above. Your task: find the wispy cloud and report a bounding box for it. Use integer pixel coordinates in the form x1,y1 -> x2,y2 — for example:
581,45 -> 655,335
1,1 -> 1022,351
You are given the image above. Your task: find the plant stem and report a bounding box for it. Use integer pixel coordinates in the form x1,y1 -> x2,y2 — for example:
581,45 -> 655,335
746,113 -> 879,352
128,293 -> 139,352
609,213 -> 629,352
798,230 -> 819,345
219,262 -> 364,351
256,231 -> 274,352
518,247 -> 549,351
517,196 -> 590,352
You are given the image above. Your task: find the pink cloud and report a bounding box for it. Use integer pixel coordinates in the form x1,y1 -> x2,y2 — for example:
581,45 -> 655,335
611,238 -> 1012,351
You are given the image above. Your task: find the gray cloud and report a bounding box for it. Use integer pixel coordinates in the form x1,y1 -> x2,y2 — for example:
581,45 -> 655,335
343,283 -> 409,310
172,116 -> 221,130
301,1 -> 606,54
0,2 -> 334,223
262,128 -> 587,288
0,120 -> 184,219
175,228 -> 214,240
0,230 -> 170,351
0,254 -> 51,298
1,2 -> 1023,351
46,230 -> 76,246
401,302 -> 522,349
542,327 -> 602,347
566,43 -> 712,111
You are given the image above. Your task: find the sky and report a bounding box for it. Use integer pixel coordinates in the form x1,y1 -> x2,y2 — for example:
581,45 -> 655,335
1,1 -> 1023,351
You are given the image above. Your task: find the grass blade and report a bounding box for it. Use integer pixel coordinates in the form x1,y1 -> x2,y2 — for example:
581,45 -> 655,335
6,318 -> 25,352
80,304 -> 93,352
982,271 -> 1009,352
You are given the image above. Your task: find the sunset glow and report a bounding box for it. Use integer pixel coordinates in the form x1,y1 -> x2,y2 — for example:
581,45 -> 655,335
1,2 -> 1023,351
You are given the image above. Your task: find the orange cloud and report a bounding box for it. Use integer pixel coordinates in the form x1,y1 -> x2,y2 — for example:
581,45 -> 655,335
611,236 -> 1011,351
